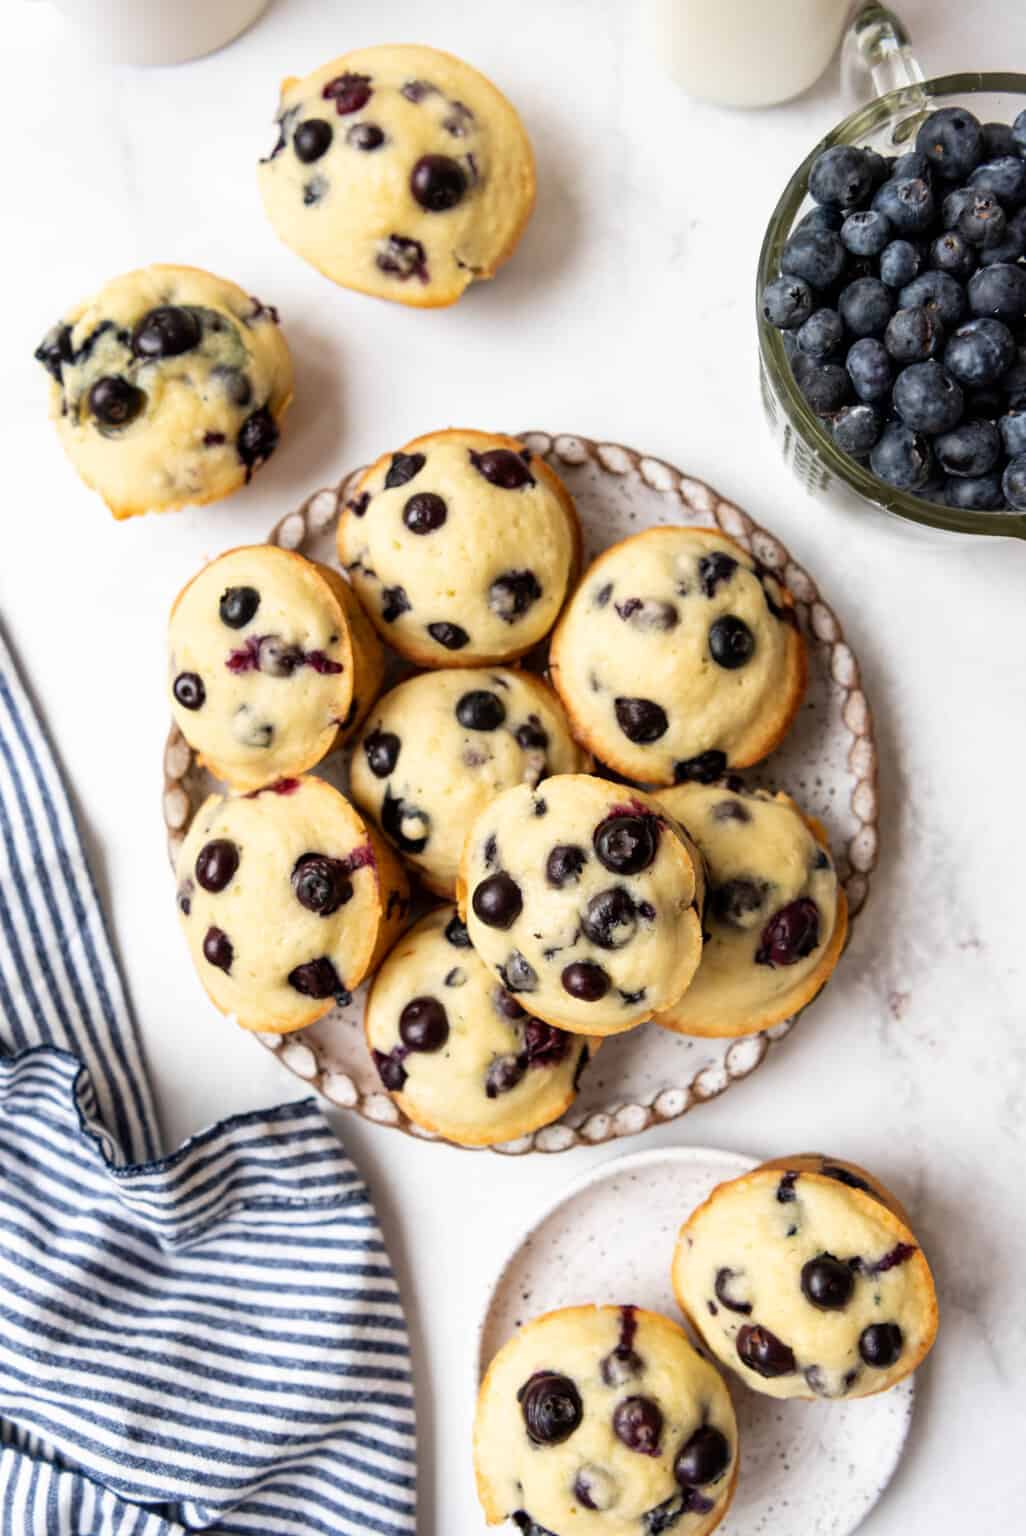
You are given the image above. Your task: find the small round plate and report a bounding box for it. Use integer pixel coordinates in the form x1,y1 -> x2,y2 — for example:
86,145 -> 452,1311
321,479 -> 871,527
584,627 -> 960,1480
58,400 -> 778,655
477,1145 -> 914,1536
163,432 -> 879,1154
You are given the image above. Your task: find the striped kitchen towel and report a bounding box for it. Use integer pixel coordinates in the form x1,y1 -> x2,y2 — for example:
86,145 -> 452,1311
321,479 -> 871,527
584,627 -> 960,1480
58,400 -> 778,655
0,625 -> 417,1535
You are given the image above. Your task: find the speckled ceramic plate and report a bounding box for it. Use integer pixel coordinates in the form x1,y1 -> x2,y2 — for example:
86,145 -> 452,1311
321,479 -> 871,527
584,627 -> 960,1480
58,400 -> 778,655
477,1145 -> 914,1536
162,432 -> 879,1154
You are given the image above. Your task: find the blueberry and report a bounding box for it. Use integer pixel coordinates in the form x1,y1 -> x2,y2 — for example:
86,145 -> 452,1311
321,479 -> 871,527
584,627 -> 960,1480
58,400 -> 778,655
132,305 -> 201,359
712,877 -> 766,927
879,239 -> 921,288
574,1467 -> 618,1513
34,322 -> 73,381
808,145 -> 876,210
515,718 -> 548,751
967,262 -> 1026,323
928,229 -> 976,280
675,1426 -> 730,1488
832,403 -> 881,456
708,615 -> 754,669
472,872 -> 522,929
714,1267 -> 752,1313
884,305 -> 942,364
793,355 -> 851,415
288,957 -> 344,998
899,270 -> 966,328
982,122 -> 1017,159
237,408 -> 279,475
1014,107 -> 1026,157
403,491 -> 447,533
846,337 -> 893,402
874,425 -> 935,489
614,697 -> 668,743
941,187 -> 977,229
381,789 -> 429,853
999,409 -> 1026,457
944,317 -> 1016,386
521,1018 -> 569,1066
762,276 -> 813,329
893,360 -> 963,434
1003,454 -> 1026,509
173,672 -> 205,710
859,1323 -> 903,1369
445,913 -> 471,947
346,122 -> 384,151
915,106 -> 983,181
780,229 -> 846,289
485,1054 -> 526,1097
203,926 -> 233,973
582,887 -> 637,949
384,451 -> 426,489
427,621 -> 469,650
399,996 -> 449,1052
935,418 -> 1001,476
196,840 -> 239,893
673,750 -> 727,783
88,376 -> 145,427
978,218 -> 1026,266
736,1324 -> 796,1378
470,448 -> 535,489
840,209 -> 892,256
871,176 -> 934,235
218,586 -> 259,630
291,854 -> 353,916
801,1253 -> 856,1310
561,961 -> 610,1001
945,473 -> 1005,510
294,118 -> 333,162
381,586 -> 411,623
959,192 -> 1006,246
755,897 -> 821,965
322,72 -> 372,114
410,154 -> 467,211
612,1396 -> 663,1457
839,277 -> 893,339
795,205 -> 844,235
594,814 -> 657,875
863,148 -> 891,187
546,844 -> 588,886
364,728 -> 400,777
456,689 -> 506,731
374,1049 -> 407,1092
969,156 -> 1026,207
697,550 -> 738,596
489,570 -> 541,622
518,1372 -> 582,1445
891,151 -> 932,183
376,234 -> 428,281
797,308 -> 844,358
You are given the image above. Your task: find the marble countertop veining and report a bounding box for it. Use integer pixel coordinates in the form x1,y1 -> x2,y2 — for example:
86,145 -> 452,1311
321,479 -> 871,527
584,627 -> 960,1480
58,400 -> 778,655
4,1 -> 1026,1531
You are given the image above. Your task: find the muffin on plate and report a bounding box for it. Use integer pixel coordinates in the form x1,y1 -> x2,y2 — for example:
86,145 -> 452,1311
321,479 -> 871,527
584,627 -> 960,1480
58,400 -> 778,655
175,776 -> 408,1034
475,1304 -> 738,1536
169,545 -> 384,792
549,527 -> 806,785
365,905 -> 598,1146
653,780 -> 847,1038
34,264 -> 292,518
338,428 -> 580,665
350,668 -> 587,896
672,1154 -> 938,1401
257,43 -> 535,307
458,775 -> 703,1036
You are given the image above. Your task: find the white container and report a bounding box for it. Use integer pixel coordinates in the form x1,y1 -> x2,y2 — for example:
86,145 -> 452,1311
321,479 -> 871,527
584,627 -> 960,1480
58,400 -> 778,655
655,0 -> 852,108
37,0 -> 269,67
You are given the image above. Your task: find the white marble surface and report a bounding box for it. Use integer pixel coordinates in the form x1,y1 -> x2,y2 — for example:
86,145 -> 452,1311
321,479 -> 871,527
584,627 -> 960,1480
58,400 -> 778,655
4,1 -> 1026,1531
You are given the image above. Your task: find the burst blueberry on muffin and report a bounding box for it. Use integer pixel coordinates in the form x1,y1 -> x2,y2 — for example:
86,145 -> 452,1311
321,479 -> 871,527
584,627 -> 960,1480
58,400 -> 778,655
35,264 -> 292,518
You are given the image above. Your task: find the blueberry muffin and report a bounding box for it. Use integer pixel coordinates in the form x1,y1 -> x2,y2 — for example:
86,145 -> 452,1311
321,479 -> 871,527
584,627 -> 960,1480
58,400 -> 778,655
457,775 -> 703,1036
338,429 -> 580,665
475,1305 -> 738,1536
672,1155 -> 938,1401
34,264 -> 292,519
350,669 -> 587,896
169,546 -> 385,792
257,44 -> 535,307
175,776 -> 408,1034
653,781 -> 847,1038
549,528 -> 807,785
365,906 -> 598,1145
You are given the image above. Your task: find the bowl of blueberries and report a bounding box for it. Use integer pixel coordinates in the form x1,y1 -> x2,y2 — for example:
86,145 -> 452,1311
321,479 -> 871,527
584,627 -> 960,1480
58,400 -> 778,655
759,73 -> 1026,538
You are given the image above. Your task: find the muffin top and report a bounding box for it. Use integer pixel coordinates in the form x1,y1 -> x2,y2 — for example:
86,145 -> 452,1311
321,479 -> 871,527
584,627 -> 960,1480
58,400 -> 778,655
35,264 -> 292,518
672,1156 -> 938,1401
339,429 -> 580,665
365,905 -> 597,1146
258,44 -> 535,307
475,1305 -> 737,1536
550,527 -> 806,784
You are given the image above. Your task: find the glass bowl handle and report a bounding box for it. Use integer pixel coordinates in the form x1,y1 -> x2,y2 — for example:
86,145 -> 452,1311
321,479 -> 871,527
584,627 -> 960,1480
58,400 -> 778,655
842,2 -> 925,100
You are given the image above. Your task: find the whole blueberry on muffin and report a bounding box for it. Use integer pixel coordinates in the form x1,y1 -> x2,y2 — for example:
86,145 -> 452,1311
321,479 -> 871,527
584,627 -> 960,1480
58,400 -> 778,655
672,1155 -> 938,1401
34,264 -> 292,518
365,905 -> 598,1146
338,429 -> 581,665
549,527 -> 806,786
653,780 -> 848,1038
258,44 -> 535,307
169,546 -> 384,791
475,1305 -> 738,1536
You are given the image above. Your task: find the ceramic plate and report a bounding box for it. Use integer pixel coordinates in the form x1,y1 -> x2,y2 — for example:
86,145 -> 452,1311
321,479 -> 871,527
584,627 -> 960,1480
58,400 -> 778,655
477,1145 -> 914,1535
162,432 -> 879,1154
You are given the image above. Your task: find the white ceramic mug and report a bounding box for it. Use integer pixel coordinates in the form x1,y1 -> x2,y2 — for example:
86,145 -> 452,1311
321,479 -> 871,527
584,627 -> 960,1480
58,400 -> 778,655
36,0 -> 269,66
655,0 -> 854,108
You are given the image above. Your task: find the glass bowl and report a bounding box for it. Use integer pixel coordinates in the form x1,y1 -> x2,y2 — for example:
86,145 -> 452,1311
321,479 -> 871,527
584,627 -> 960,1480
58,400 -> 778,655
758,67 -> 1026,540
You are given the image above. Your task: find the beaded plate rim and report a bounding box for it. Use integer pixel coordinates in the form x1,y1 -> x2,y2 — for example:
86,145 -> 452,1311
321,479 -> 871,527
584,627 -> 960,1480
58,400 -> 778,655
161,431 -> 879,1155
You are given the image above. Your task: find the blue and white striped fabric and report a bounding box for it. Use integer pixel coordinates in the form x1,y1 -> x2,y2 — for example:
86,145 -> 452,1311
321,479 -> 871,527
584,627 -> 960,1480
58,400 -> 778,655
0,627 -> 417,1535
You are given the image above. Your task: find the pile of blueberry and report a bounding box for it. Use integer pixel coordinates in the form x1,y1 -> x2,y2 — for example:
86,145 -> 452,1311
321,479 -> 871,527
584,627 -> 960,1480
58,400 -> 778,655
762,106 -> 1026,512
